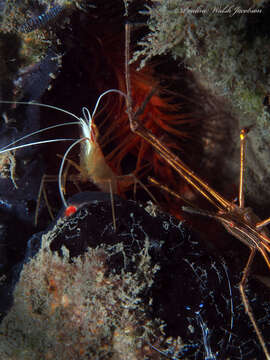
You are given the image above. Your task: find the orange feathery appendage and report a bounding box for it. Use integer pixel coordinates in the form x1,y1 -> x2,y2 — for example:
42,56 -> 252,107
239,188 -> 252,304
83,22 -> 198,199
100,63 -> 197,194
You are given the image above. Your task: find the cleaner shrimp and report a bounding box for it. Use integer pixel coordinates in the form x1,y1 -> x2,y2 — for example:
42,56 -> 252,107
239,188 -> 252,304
0,89 -> 139,229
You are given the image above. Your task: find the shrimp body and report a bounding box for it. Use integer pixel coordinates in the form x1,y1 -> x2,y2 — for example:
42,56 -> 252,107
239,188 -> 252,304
0,89 -> 127,212
79,122 -> 118,193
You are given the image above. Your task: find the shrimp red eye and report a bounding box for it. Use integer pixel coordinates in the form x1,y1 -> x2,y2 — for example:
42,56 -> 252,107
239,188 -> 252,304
65,205 -> 77,217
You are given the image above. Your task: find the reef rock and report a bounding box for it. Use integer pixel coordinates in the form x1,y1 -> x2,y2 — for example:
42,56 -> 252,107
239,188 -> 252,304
0,193 -> 269,359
